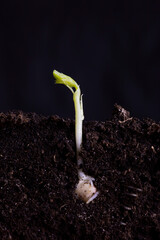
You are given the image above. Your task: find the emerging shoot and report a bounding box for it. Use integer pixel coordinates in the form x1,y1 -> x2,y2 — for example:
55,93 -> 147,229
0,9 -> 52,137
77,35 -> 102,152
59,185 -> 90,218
53,70 -> 99,204
53,70 -> 84,163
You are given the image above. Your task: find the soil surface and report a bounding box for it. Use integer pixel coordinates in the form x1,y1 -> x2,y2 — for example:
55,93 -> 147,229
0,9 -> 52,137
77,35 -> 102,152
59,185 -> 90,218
0,104 -> 159,240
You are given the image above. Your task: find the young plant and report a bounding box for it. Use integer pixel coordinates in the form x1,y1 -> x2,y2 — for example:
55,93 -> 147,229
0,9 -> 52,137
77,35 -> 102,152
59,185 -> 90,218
53,70 -> 99,204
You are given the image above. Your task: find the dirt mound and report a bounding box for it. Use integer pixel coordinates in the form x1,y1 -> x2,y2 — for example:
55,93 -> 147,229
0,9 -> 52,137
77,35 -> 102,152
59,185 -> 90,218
0,105 -> 159,239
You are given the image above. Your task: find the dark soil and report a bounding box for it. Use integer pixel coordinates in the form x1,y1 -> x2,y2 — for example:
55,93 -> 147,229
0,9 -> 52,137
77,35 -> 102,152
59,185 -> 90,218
0,104 -> 159,240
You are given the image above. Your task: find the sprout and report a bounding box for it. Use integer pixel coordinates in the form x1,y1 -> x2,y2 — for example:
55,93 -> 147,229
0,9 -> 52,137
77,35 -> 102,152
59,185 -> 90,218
53,70 -> 84,164
53,70 -> 99,204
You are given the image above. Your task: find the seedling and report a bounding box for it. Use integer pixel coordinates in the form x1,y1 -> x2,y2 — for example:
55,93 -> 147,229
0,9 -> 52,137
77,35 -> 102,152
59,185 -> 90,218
53,70 -> 99,204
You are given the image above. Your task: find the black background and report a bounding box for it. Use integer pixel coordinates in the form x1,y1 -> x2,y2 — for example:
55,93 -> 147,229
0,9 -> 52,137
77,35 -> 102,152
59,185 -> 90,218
1,1 -> 160,121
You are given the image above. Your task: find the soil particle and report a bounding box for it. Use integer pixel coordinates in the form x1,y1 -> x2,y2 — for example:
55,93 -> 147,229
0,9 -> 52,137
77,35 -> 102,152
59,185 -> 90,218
0,105 -> 159,239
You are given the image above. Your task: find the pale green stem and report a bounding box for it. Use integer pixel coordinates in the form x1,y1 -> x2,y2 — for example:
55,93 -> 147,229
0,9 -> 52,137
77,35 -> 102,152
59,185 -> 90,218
53,70 -> 84,164
73,88 -> 84,159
